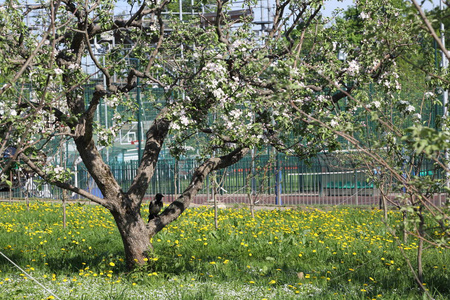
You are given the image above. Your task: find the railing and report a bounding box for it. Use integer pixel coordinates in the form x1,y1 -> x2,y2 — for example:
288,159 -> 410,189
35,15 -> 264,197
1,154 -> 445,207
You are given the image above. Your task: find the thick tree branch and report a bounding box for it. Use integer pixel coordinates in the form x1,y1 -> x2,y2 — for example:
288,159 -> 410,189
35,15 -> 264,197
148,147 -> 249,235
127,108 -> 171,202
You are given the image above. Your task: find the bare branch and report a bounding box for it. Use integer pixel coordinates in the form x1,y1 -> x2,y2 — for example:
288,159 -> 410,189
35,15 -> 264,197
411,0 -> 450,62
19,153 -> 110,207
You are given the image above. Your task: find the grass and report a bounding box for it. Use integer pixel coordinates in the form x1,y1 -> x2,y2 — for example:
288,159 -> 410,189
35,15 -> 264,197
0,201 -> 449,299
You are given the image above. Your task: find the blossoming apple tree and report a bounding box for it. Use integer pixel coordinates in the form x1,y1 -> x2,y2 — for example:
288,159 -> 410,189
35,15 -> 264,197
0,0 -> 447,271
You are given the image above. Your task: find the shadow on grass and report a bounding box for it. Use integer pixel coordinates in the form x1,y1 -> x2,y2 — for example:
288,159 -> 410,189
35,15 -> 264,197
0,245 -> 126,275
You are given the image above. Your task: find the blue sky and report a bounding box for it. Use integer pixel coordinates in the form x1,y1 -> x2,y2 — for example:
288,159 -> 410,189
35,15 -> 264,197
322,0 -> 353,16
322,0 -> 440,17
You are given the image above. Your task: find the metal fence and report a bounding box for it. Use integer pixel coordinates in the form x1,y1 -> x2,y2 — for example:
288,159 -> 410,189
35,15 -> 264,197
1,153 -> 446,207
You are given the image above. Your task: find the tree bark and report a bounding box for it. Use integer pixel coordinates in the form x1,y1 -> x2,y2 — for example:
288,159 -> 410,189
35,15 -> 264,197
111,202 -> 152,269
103,147 -> 250,269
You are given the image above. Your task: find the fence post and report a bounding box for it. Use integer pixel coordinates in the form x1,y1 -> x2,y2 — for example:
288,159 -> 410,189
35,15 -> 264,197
275,156 -> 282,205
174,160 -> 178,197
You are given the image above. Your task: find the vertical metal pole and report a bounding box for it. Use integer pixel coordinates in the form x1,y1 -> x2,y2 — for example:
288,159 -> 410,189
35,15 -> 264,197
275,152 -> 282,205
9,170 -> 12,203
174,160 -> 178,197
179,0 -> 184,59
250,148 -> 256,217
137,75 -> 142,162
104,55 -> 109,162
251,149 -> 256,195
60,142 -> 67,229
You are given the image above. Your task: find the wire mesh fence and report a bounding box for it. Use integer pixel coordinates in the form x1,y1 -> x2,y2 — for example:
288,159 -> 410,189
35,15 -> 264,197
1,153 -> 446,207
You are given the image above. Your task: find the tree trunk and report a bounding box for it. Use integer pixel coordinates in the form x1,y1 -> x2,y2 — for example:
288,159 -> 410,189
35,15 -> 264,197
111,207 -> 152,269
111,159 -> 213,270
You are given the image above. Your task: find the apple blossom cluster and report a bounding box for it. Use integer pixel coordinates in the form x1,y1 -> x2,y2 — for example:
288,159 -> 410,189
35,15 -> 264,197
169,109 -> 192,131
424,91 -> 435,99
0,101 -> 18,119
43,165 -> 73,182
397,100 -> 416,114
346,60 -> 361,76
96,126 -> 117,147
104,95 -> 121,108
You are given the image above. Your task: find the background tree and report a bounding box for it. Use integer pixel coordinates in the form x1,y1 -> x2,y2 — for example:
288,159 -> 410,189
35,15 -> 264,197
303,1 -> 450,293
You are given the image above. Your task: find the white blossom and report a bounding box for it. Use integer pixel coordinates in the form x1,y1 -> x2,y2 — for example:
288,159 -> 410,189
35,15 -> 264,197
346,60 -> 360,76
54,68 -> 63,75
170,123 -> 181,130
317,95 -> 329,103
360,12 -> 370,19
54,165 -> 64,174
229,109 -> 242,119
68,63 -> 79,70
212,88 -> 225,100
180,115 -> 190,126
104,96 -> 120,108
405,105 -> 415,113
412,113 -> 422,121
424,91 -> 434,98
205,62 -> 226,75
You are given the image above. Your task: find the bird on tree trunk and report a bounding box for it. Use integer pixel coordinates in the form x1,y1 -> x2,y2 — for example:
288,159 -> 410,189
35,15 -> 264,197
148,193 -> 164,222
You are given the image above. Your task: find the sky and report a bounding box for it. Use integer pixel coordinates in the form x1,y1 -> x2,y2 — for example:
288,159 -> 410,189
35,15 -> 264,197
322,0 -> 440,17
322,0 -> 354,16
14,0 -> 443,17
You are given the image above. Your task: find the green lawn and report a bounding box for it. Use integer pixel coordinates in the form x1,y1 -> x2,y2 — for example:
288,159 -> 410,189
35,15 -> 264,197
0,201 -> 448,299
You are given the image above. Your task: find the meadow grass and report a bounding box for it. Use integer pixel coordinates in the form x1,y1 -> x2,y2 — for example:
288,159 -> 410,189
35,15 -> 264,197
0,200 -> 449,299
